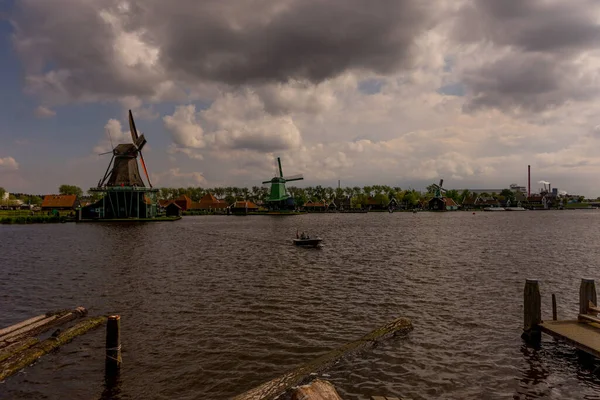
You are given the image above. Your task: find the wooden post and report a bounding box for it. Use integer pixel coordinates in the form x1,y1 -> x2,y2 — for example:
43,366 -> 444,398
579,278 -> 597,315
552,294 -> 557,321
105,315 -> 121,373
522,279 -> 541,342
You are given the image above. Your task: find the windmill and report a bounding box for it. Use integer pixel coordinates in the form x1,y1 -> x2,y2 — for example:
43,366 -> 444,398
262,157 -> 303,209
97,110 -> 152,188
430,179 -> 446,199
83,110 -> 159,220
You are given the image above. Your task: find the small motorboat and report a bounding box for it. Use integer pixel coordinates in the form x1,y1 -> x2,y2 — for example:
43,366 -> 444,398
293,237 -> 323,248
294,230 -> 322,248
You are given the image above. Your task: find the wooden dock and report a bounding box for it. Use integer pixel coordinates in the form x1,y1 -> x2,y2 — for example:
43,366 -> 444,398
522,278 -> 600,358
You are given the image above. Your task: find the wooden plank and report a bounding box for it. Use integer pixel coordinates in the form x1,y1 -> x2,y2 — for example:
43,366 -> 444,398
291,380 -> 342,400
540,320 -> 600,358
370,397 -> 387,400
579,314 -> 600,324
0,315 -> 48,338
233,317 -> 413,400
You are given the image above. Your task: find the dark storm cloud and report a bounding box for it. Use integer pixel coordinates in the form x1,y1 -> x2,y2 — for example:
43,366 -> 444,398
141,0 -> 433,85
461,53 -> 595,112
11,0 -> 435,101
454,0 -> 600,113
12,0 -> 157,101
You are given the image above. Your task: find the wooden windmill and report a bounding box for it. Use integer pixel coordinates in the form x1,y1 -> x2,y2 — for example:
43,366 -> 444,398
431,179 -> 446,199
98,110 -> 152,188
83,110 -> 159,220
262,157 -> 303,209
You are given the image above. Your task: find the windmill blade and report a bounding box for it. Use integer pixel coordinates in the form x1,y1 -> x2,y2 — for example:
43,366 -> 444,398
98,150 -> 113,156
262,180 -> 273,184
284,174 -> 304,181
139,151 -> 152,188
277,157 -> 283,178
128,109 -> 139,143
439,179 -> 444,188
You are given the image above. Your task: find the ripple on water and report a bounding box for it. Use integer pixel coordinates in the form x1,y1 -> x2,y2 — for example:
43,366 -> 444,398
1,212 -> 600,399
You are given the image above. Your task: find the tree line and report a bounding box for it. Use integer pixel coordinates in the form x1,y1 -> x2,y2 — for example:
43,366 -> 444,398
1,184 -> 587,209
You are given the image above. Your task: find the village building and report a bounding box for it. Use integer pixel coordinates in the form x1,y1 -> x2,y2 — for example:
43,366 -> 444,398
173,195 -> 193,211
303,200 -> 328,212
195,193 -> 228,210
428,197 -> 458,211
230,200 -> 259,215
165,202 -> 182,217
41,195 -> 80,211
331,196 -> 352,211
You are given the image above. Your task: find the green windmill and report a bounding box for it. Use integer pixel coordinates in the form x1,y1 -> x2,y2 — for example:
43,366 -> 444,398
262,157 -> 303,209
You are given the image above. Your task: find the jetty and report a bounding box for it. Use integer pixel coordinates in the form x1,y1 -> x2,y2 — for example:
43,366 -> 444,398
522,278 -> 600,358
0,308 -> 121,382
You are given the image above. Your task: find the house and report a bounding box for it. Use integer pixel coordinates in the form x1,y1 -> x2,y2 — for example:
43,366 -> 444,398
428,197 -> 458,211
303,200 -> 328,212
527,195 -> 547,209
230,200 -> 259,215
366,197 -> 387,210
158,199 -> 171,209
174,195 -> 193,211
461,195 -> 479,210
41,195 -> 79,210
477,196 -> 500,208
165,202 -> 182,217
195,192 -> 228,210
388,198 -> 399,210
331,196 -> 352,211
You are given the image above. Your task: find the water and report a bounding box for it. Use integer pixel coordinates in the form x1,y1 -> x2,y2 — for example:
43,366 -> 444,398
1,211 -> 600,399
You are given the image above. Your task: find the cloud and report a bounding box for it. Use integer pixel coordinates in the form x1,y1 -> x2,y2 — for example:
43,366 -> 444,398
12,0 -> 438,103
0,156 -> 19,171
93,118 -> 133,154
152,168 -> 207,187
163,91 -> 302,157
451,0 -> 600,113
34,105 -> 56,118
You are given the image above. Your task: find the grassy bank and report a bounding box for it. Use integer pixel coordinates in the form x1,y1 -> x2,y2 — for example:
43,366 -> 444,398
0,215 -> 70,224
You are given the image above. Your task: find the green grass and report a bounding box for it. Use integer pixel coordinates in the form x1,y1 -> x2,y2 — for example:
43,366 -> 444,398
564,203 -> 593,209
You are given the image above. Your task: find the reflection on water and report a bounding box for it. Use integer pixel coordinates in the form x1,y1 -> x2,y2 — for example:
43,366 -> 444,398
1,211 -> 600,399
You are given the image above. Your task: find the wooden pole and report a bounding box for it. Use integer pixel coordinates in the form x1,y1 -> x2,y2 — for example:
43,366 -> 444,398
105,315 -> 122,373
552,294 -> 557,321
579,278 -> 597,315
522,279 -> 541,342
0,317 -> 106,381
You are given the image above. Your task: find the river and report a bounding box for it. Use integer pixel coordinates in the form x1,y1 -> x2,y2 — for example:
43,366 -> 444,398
1,211 -> 600,399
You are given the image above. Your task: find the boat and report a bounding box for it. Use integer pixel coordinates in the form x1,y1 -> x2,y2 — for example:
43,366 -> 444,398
505,207 -> 526,211
483,206 -> 505,211
293,238 -> 323,248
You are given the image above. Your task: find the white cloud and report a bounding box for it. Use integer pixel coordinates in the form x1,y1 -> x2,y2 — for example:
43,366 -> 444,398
0,156 -> 19,171
93,119 -> 132,154
151,168 -> 207,187
34,105 -> 56,118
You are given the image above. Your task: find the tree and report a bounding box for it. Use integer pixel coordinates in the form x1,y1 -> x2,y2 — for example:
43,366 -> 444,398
0,187 -> 5,200
59,185 -> 83,197
500,189 -> 515,203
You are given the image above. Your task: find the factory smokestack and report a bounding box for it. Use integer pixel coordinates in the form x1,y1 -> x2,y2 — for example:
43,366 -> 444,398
528,165 -> 531,197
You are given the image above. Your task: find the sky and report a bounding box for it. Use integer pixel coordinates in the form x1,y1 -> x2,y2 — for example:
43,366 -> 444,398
2,0 -> 600,196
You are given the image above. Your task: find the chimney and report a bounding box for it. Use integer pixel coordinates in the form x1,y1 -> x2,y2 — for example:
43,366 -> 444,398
528,165 -> 531,197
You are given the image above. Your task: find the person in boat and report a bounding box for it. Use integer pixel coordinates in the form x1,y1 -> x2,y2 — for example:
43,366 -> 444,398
300,232 -> 306,239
